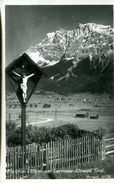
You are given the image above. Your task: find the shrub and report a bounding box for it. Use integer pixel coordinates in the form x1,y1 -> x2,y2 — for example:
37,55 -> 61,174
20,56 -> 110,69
7,127 -> 21,147
6,121 -> 17,145
34,104 -> 37,108
30,104 -> 33,108
43,104 -> 51,108
6,120 -> 16,132
93,127 -> 108,140
6,123 -> 95,147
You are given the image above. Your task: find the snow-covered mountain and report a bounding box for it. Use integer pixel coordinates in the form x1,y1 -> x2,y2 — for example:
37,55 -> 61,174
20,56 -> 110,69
14,23 -> 114,94
25,23 -> 113,67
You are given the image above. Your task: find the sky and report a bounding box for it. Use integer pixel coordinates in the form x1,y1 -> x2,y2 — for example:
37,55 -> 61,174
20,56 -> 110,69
5,5 -> 113,66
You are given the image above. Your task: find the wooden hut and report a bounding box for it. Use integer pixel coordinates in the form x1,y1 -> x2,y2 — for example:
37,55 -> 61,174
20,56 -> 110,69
75,112 -> 89,118
90,114 -> 99,119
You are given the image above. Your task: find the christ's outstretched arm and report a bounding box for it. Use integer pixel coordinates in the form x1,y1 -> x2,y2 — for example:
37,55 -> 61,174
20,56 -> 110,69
27,73 -> 34,79
13,71 -> 21,77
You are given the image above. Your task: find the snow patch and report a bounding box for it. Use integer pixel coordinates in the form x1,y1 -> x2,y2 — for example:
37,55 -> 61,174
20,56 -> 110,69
47,32 -> 55,41
43,60 -> 59,67
25,51 -> 59,67
65,57 -> 75,61
25,51 -> 46,63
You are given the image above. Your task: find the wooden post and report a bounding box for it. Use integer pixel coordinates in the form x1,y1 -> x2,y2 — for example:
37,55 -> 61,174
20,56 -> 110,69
21,103 -> 26,152
21,103 -> 27,174
101,137 -> 105,160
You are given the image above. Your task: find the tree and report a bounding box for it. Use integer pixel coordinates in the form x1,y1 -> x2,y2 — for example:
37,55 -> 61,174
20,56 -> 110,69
30,104 -> 33,108
6,120 -> 17,145
7,126 -> 21,147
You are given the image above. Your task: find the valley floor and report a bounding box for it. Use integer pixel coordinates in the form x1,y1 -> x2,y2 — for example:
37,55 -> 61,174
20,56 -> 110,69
6,92 -> 114,132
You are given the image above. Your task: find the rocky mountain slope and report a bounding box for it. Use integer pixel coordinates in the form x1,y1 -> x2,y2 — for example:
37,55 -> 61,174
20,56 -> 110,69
26,23 -> 113,68
7,23 -> 114,94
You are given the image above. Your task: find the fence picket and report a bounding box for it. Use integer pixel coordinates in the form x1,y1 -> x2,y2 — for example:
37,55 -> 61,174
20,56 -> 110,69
91,136 -> 93,162
10,148 -> 12,179
55,141 -> 57,169
61,140 -> 62,168
46,143 -> 48,170
18,147 -> 20,178
91,136 -> 93,161
66,139 -> 68,168
73,139 -> 75,167
78,139 -> 80,165
6,148 -> 8,179
75,139 -> 78,166
9,148 -> 12,179
37,144 -> 40,170
77,141 -> 80,165
87,136 -> 90,163
34,144 -> 37,172
16,147 -> 18,179
29,144 -> 31,172
41,143 -> 43,171
52,141 -> 53,169
83,136 -> 85,163
65,139 -> 67,168
71,139 -> 73,167
76,138 -> 78,165
58,141 -> 61,169
35,144 -> 38,173
57,140 -> 60,170
50,141 -> 52,171
74,138 -> 76,166
82,137 -> 84,165
67,139 -> 70,168
55,141 -> 57,170
70,139 -> 72,167
12,148 -> 14,179
61,140 -> 63,168
93,137 -> 96,161
90,136 -> 94,161
27,144 -> 29,174
86,136 -> 88,162
14,147 -> 16,179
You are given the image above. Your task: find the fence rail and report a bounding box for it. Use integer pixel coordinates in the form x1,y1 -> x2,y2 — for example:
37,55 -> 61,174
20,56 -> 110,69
102,133 -> 114,157
6,135 -> 102,179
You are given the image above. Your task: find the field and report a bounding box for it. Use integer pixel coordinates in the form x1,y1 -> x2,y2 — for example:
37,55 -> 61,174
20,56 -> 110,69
6,91 -> 114,132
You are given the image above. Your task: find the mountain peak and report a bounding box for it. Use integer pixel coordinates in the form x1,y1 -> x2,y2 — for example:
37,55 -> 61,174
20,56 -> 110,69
24,23 -> 113,72
78,23 -> 112,35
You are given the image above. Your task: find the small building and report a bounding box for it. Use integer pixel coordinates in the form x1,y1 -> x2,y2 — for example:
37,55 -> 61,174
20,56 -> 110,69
90,114 -> 99,119
75,112 -> 89,118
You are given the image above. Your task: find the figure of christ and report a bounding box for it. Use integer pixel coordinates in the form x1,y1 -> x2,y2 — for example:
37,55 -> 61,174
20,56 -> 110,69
13,71 -> 34,102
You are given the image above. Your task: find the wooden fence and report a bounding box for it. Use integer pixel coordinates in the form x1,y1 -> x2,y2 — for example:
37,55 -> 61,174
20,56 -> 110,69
102,133 -> 114,159
6,135 -> 102,179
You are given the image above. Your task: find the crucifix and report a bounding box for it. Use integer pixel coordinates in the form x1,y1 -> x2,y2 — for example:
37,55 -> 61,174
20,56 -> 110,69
12,71 -> 34,103
6,53 -> 45,153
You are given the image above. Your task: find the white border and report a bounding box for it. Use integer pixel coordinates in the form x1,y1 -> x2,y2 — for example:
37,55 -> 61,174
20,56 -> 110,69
1,0 -> 114,5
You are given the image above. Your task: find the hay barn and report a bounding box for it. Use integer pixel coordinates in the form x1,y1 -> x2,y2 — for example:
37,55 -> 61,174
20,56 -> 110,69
75,112 -> 89,118
90,114 -> 99,119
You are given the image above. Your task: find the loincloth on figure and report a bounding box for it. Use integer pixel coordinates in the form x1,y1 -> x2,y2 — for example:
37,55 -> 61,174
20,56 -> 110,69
20,84 -> 27,93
